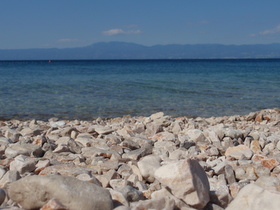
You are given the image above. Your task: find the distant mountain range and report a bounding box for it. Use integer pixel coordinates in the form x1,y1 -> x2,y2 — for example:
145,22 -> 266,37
1,42 -> 280,60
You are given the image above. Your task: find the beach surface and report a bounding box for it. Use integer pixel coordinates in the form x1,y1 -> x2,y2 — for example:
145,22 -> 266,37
0,108 -> 280,209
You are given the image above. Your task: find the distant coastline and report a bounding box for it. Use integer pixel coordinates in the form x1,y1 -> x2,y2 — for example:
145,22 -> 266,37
1,58 -> 280,63
1,42 -> 280,60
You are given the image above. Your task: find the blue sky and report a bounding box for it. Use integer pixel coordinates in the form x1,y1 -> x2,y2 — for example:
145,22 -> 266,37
1,0 -> 280,49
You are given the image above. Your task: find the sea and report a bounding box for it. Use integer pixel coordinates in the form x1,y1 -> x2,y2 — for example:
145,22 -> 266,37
0,59 -> 279,121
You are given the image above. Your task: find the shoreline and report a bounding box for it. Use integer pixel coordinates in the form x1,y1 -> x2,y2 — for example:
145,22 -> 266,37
0,108 -> 280,209
0,107 -> 276,122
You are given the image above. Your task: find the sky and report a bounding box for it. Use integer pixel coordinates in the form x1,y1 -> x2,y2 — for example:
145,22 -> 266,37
1,1 -> 280,49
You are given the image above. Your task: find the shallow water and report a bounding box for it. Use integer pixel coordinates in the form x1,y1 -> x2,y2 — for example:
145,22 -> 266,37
0,59 -> 279,120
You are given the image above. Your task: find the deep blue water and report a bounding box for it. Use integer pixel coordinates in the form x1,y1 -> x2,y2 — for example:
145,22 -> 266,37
0,59 -> 279,120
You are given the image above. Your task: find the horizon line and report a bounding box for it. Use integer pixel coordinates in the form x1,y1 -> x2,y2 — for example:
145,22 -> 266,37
1,41 -> 280,50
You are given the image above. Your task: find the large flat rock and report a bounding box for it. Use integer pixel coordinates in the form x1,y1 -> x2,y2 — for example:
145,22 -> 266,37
226,183 -> 280,210
8,175 -> 113,210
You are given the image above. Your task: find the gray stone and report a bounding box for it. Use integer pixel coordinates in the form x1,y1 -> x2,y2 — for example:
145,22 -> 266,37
254,164 -> 271,177
224,165 -> 236,184
0,137 -> 12,144
59,127 -> 75,136
122,147 -> 150,161
169,148 -> 188,160
116,127 -> 135,139
5,143 -> 44,158
0,168 -> 6,180
209,176 -> 232,208
224,128 -> 242,139
34,159 -> 50,174
75,137 -> 93,147
204,203 -> 225,210
180,140 -> 196,150
0,188 -> 6,206
234,167 -> 246,181
273,162 -> 280,171
56,136 -> 71,145
213,161 -> 228,175
20,127 -> 36,137
130,164 -> 143,182
211,124 -> 225,140
151,131 -> 176,142
90,158 -> 119,172
110,179 -> 130,191
187,146 -> 201,158
246,112 -> 257,121
4,129 -> 21,143
93,126 -> 114,135
119,185 -> 145,202
221,137 -> 234,151
263,142 -> 276,153
186,129 -> 208,145
145,122 -> 163,137
0,170 -> 20,188
206,158 -> 222,168
135,181 -> 148,191
9,155 -> 37,175
50,121 -> 66,128
151,187 -> 195,210
206,130 -> 221,143
132,122 -> 145,134
8,175 -> 113,210
130,196 -> 175,210
127,174 -> 139,185
68,138 -> 82,154
120,139 -> 140,150
154,159 -> 210,209
150,112 -> 164,121
225,145 -> 253,160
113,206 -> 131,210
153,141 -> 177,158
84,148 -> 114,160
207,146 -> 220,156
117,164 -> 132,179
39,164 -> 97,179
226,183 -> 280,210
105,134 -> 121,145
172,121 -> 183,134
53,144 -> 70,153
255,176 -> 280,191
75,173 -> 100,184
276,140 -> 280,151
245,166 -> 258,181
108,188 -> 129,207
39,198 -> 68,210
137,155 -> 161,182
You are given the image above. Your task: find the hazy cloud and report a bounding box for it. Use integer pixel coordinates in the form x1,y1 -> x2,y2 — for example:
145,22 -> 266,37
103,29 -> 124,36
260,24 -> 280,35
251,24 -> 280,37
103,28 -> 141,36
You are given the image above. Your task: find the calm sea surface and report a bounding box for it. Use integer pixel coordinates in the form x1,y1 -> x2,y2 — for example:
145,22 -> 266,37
0,59 -> 279,120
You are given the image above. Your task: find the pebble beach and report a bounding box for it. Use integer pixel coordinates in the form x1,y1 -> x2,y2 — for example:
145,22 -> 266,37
0,108 -> 280,209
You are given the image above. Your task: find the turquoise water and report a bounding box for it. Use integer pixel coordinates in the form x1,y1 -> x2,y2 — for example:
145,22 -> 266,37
0,59 -> 279,120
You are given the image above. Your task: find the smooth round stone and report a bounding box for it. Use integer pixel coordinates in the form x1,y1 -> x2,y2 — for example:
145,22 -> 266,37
0,188 -> 6,206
